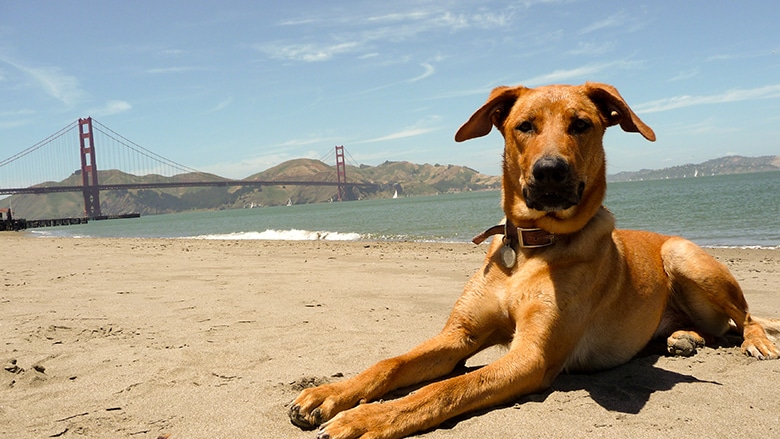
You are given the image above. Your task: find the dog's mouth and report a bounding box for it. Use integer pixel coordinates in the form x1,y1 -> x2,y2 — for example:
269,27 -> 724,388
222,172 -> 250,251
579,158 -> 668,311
523,181 -> 585,212
521,156 -> 585,213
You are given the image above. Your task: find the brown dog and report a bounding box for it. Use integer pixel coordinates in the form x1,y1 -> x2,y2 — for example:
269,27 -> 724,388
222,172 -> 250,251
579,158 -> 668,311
289,82 -> 780,439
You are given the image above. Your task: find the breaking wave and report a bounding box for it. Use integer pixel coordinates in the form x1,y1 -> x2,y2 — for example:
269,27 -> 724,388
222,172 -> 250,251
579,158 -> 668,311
190,229 -> 363,241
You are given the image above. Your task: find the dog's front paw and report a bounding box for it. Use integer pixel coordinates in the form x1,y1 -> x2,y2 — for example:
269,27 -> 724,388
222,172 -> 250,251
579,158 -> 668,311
289,400 -> 324,430
317,402 -> 409,439
741,336 -> 780,360
667,330 -> 705,357
289,383 -> 359,430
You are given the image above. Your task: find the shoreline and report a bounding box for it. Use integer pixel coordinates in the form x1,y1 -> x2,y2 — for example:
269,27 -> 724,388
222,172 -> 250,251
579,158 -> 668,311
2,235 -> 779,438
12,229 -> 780,250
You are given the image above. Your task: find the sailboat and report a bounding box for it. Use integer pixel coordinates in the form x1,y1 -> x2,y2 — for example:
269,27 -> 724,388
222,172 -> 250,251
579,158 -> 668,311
392,189 -> 398,199
286,198 -> 293,206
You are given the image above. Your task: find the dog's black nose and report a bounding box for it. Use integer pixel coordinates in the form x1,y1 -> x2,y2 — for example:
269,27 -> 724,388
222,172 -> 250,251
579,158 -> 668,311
532,157 -> 570,185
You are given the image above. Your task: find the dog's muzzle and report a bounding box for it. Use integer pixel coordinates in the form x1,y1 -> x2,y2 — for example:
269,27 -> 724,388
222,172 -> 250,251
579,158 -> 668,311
523,157 -> 584,212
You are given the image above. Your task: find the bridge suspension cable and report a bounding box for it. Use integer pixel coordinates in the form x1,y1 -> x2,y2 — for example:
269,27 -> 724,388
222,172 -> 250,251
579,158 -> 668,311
319,144 -> 360,168
1,118 -> 209,191
0,121 -> 80,189
91,119 -> 203,176
0,121 -> 77,168
0,121 -> 78,167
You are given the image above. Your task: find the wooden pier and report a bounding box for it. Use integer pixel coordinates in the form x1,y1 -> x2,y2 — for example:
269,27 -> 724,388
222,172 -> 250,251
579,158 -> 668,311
1,209 -> 139,231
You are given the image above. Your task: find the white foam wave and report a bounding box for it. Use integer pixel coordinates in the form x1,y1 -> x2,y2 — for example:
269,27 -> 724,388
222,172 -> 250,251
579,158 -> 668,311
191,229 -> 362,241
29,230 -> 88,238
704,245 -> 780,250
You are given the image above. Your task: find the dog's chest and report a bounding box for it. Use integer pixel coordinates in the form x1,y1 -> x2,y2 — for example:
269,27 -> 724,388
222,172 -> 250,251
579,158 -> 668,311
489,255 -> 569,309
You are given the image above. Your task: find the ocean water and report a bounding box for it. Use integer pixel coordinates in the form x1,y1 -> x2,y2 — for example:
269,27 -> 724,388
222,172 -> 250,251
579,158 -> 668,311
28,172 -> 780,248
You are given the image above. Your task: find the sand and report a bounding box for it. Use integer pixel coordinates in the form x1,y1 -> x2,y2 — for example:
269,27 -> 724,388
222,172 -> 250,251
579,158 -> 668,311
1,234 -> 778,438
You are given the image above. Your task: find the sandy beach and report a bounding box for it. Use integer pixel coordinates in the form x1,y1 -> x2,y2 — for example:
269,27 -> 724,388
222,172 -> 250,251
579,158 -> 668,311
1,234 -> 778,438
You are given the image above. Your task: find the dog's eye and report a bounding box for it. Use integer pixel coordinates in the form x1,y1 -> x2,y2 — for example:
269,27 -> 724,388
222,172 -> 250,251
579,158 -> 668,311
516,121 -> 534,133
570,118 -> 592,134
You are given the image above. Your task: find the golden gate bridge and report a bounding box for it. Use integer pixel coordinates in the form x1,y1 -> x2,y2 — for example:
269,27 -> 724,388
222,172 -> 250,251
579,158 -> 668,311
0,117 -> 376,220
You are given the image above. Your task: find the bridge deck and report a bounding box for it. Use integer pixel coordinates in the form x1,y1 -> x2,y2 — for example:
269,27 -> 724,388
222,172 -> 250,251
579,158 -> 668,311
0,180 -> 378,195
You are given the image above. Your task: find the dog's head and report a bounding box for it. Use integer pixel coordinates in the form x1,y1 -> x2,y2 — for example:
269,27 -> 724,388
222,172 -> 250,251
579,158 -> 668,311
456,82 -> 655,234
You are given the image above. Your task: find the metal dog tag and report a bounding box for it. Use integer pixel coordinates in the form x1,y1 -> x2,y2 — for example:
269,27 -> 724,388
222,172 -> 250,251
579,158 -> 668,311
500,243 -> 516,269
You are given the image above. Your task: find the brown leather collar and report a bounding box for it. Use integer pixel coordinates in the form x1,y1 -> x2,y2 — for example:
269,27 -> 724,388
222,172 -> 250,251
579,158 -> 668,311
472,220 -> 556,248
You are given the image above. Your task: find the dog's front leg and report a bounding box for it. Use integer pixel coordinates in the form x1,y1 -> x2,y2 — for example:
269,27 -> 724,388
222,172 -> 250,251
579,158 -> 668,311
316,344 -> 552,439
289,326 -> 488,430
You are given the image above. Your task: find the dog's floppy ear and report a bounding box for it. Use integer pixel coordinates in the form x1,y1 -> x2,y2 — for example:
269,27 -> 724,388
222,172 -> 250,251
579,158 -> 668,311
455,86 -> 527,142
585,82 -> 656,142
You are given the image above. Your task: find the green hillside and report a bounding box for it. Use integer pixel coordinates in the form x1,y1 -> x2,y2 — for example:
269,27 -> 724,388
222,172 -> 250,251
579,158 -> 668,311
608,155 -> 780,182
2,160 -> 500,219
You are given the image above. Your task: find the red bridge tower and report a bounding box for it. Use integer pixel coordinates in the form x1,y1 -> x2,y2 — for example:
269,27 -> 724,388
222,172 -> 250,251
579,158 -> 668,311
79,117 -> 102,218
335,145 -> 347,201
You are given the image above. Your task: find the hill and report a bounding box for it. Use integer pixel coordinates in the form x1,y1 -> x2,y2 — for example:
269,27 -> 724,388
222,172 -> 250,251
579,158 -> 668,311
6,154 -> 775,219
4,170 -> 231,219
3,160 -> 500,219
353,161 -> 499,195
607,155 -> 780,182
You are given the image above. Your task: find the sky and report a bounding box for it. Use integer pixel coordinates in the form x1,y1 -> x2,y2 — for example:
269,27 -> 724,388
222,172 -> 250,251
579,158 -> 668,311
1,1 -> 779,179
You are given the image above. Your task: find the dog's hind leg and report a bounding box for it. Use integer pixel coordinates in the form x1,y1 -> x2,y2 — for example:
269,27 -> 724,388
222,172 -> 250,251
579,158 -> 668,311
662,237 -> 780,359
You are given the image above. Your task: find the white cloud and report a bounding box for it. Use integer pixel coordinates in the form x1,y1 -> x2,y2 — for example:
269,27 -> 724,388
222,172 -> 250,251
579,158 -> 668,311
206,98 -> 233,113
262,6 -> 515,63
145,66 -> 197,74
89,100 -> 132,117
357,117 -> 441,144
277,135 -> 342,147
579,11 -> 628,35
409,63 -> 435,82
260,41 -> 361,62
367,11 -> 432,23
706,48 -> 778,62
471,11 -> 511,28
669,68 -> 700,82
520,60 -> 639,86
0,57 -> 85,106
567,41 -> 615,56
278,17 -> 324,26
431,60 -> 639,99
28,67 -> 84,105
358,127 -> 438,144
634,85 -> 780,113
157,49 -> 185,56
